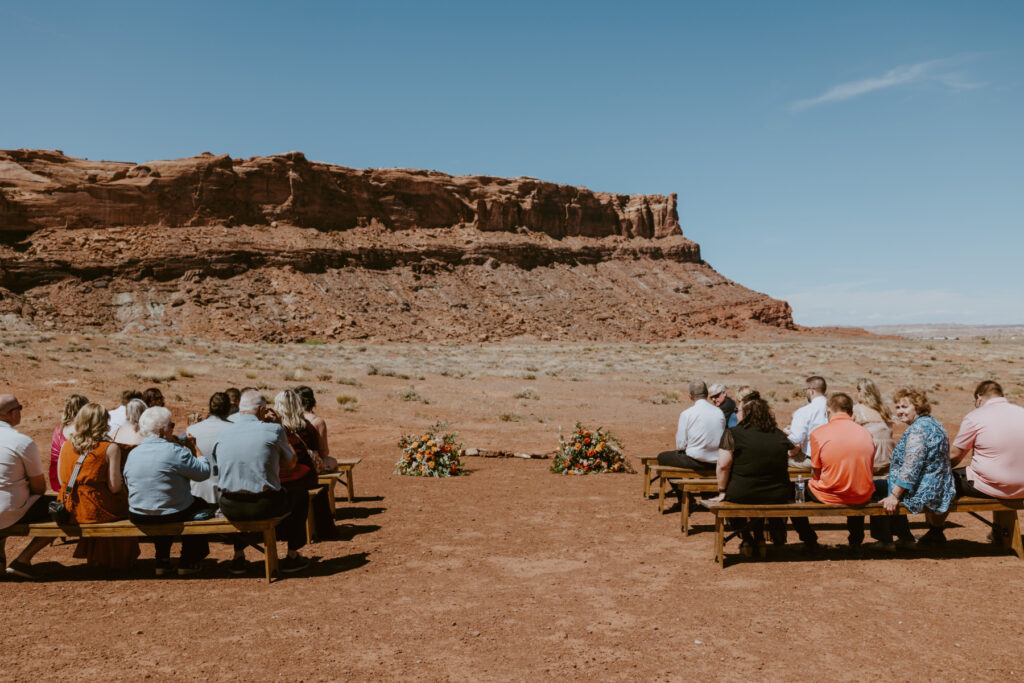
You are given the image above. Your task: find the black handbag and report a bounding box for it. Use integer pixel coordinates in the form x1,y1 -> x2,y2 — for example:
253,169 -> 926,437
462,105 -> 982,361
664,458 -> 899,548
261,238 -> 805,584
48,451 -> 88,524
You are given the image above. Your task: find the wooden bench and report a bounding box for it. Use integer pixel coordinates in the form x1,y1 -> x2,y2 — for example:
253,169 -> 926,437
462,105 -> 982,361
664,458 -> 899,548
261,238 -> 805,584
700,498 -> 1024,567
305,486 -> 325,544
654,465 -> 813,513
0,515 -> 288,583
636,456 -> 661,498
666,478 -> 719,535
317,458 -> 362,515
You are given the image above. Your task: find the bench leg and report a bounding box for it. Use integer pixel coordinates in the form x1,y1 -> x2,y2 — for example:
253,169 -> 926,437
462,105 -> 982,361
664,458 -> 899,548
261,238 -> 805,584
345,470 -> 355,502
714,515 -> 725,567
659,477 -> 667,513
993,510 -> 1024,560
681,492 -> 690,535
642,463 -> 651,499
306,493 -> 317,545
263,528 -> 279,583
326,481 -> 337,516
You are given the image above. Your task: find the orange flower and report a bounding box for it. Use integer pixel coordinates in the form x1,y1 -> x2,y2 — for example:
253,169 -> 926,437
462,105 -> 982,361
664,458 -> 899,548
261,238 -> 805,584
584,438 -> 591,445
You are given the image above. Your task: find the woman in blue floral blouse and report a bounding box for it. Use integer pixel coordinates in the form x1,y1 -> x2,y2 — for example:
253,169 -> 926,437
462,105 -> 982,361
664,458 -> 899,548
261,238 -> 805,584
878,387 -> 956,545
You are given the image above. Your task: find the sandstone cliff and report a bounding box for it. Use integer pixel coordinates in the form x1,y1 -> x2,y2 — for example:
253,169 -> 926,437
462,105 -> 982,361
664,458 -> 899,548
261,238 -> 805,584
0,150 -> 794,342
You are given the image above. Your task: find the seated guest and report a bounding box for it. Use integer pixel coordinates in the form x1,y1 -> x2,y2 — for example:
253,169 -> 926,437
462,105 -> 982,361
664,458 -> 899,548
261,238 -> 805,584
107,389 -> 142,435
49,393 -> 88,492
656,381 -> 726,470
226,387 -> 258,423
784,376 -> 828,468
122,407 -> 212,576
789,393 -> 876,552
111,399 -> 148,450
853,378 -> 895,475
277,389 -> 337,540
142,387 -> 165,408
225,387 -> 241,416
58,403 -> 139,571
214,389 -> 311,575
711,392 -> 792,557
950,380 -> 1024,499
877,387 -> 956,545
1,395 -> 54,579
708,384 -> 738,428
295,385 -> 337,470
186,392 -> 233,505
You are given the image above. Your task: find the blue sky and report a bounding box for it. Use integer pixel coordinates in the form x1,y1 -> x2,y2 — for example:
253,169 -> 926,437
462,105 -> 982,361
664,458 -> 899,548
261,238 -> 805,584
1,1 -> 1021,326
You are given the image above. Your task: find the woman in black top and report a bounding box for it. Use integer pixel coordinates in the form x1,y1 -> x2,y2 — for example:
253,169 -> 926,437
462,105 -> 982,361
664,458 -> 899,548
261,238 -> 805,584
711,393 -> 792,557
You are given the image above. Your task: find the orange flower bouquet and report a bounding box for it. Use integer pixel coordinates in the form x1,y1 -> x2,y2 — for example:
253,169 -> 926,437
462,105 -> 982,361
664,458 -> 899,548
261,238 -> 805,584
551,423 -> 631,475
395,422 -> 466,477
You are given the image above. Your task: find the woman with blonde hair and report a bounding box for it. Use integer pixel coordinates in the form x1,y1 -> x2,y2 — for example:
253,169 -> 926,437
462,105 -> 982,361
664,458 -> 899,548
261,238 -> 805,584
853,378 -> 895,475
295,386 -> 335,470
49,394 -> 88,493
274,389 -> 337,540
111,398 -> 147,450
58,403 -> 138,570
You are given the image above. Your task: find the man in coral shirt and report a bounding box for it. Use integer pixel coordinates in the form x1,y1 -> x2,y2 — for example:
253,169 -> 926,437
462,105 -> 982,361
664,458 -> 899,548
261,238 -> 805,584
790,392 -> 875,551
950,380 -> 1024,499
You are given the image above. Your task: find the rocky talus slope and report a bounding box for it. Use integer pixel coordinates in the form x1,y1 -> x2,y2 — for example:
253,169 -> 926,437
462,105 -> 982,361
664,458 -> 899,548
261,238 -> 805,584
0,149 -> 793,341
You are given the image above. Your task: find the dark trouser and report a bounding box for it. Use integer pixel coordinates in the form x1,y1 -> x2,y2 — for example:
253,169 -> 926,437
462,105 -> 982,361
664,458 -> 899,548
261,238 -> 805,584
731,517 -> 787,546
130,499 -> 211,563
18,494 -> 53,524
791,486 -> 866,546
868,479 -> 914,543
953,467 -> 996,499
219,484 -> 308,553
656,450 -> 715,471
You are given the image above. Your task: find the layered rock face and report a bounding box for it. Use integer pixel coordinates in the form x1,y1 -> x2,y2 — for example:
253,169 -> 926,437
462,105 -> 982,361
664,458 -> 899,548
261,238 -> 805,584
0,150 -> 794,341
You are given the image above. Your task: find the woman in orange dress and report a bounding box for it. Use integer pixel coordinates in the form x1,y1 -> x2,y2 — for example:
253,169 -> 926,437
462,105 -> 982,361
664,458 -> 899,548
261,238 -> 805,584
59,403 -> 139,570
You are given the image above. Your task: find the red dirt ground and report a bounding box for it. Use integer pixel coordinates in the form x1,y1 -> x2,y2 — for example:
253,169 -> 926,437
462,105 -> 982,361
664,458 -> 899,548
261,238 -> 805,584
2,334 -> 1023,680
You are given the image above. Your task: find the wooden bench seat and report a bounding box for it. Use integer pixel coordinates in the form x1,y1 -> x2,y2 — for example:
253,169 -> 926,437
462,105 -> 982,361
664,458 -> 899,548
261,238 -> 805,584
317,458 -> 362,515
700,498 -> 1024,567
653,465 -> 813,513
0,515 -> 288,583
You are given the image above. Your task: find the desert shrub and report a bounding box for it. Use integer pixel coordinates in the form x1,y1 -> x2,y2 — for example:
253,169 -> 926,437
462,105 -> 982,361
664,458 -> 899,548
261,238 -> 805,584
499,413 -> 521,422
317,373 -> 332,381
336,395 -> 360,412
649,392 -> 680,405
398,388 -> 429,404
514,387 -> 539,400
551,423 -> 631,475
395,423 -> 465,477
337,376 -> 363,386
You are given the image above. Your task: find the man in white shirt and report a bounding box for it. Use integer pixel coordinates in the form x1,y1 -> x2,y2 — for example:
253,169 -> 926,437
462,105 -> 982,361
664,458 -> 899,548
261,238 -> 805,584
1,394 -> 54,578
656,381 -> 727,469
784,375 -> 828,467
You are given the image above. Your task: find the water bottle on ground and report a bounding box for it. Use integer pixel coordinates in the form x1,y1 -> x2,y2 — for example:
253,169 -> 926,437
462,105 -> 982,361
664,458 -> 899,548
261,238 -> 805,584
795,475 -> 805,504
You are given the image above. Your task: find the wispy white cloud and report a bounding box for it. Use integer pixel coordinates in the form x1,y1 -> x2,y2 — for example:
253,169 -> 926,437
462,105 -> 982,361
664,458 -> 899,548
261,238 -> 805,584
792,58 -> 986,110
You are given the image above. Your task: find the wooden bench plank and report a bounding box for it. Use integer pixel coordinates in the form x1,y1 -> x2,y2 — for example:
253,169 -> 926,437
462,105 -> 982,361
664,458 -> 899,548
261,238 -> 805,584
698,497 -> 1024,566
0,515 -> 288,583
318,458 -> 362,512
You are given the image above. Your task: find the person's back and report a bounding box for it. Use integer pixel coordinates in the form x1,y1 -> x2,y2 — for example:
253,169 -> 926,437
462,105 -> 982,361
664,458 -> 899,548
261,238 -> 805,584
953,382 -> 1024,499
0,411 -> 41,529
186,392 -> 233,505
725,424 -> 792,502
809,403 -> 875,505
214,414 -> 289,494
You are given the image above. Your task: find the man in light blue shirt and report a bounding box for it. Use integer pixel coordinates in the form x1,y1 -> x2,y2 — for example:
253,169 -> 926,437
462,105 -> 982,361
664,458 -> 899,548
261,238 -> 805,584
213,389 -> 311,575
123,406 -> 212,576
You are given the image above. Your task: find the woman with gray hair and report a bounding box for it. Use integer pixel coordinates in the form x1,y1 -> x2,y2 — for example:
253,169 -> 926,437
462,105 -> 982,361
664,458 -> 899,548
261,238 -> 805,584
122,406 -> 213,576
111,398 -> 148,450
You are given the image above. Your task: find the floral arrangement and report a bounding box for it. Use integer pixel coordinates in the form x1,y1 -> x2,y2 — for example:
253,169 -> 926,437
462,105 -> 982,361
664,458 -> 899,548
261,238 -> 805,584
395,422 -> 466,477
551,423 -> 631,475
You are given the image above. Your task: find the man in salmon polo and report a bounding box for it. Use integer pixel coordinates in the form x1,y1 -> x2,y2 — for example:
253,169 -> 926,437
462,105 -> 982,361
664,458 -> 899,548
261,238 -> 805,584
950,380 -> 1024,500
788,392 -> 876,552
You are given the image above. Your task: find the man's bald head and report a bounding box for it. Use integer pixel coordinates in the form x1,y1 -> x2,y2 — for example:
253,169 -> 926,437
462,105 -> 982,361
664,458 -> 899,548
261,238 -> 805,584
0,394 -> 23,425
